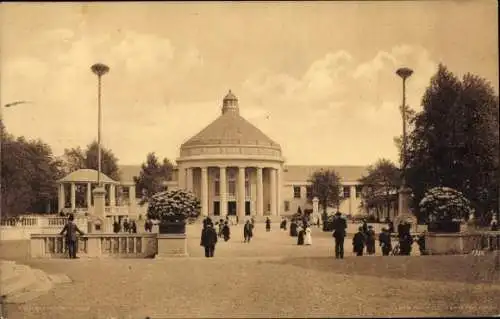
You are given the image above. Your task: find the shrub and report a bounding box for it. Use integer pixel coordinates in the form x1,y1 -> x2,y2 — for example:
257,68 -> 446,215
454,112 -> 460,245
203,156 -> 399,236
146,189 -> 201,221
419,187 -> 472,223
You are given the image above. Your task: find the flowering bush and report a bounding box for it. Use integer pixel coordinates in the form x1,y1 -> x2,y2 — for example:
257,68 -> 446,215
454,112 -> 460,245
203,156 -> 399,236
146,189 -> 201,221
419,187 -> 473,223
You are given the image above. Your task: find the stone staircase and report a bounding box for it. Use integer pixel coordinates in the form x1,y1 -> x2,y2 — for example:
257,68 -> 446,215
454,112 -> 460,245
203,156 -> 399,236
0,260 -> 71,304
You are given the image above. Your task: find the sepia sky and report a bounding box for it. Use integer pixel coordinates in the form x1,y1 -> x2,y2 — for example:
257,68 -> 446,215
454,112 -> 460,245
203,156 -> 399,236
1,1 -> 498,166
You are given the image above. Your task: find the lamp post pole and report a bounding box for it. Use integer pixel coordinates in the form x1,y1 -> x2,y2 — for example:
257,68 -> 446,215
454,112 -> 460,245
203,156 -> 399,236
396,67 -> 413,217
91,63 -> 109,187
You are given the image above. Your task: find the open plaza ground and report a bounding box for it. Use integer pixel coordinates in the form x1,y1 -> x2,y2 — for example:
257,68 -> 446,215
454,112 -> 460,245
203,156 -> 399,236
1,223 -> 499,318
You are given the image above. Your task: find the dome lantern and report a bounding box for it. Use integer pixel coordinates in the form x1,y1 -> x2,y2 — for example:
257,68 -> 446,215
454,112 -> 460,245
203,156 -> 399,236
222,90 -> 239,115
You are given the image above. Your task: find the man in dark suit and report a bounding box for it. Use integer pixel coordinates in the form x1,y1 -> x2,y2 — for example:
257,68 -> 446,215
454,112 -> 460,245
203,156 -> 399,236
59,214 -> 85,259
200,223 -> 218,257
332,212 -> 347,259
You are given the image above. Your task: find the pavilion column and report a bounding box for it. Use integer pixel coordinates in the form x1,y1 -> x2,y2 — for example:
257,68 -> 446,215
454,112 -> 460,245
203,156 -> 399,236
58,183 -> 65,212
220,166 -> 227,216
350,185 -> 356,215
238,166 -> 246,220
186,167 -> 194,192
269,168 -> 277,216
256,167 -> 264,216
87,183 -> 92,208
110,184 -> 116,207
129,185 -> 136,206
201,167 -> 209,216
276,167 -> 282,216
70,183 -> 76,211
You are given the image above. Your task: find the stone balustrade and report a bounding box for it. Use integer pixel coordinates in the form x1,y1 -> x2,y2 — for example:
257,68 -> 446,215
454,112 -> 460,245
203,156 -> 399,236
425,230 -> 500,255
30,233 -> 158,258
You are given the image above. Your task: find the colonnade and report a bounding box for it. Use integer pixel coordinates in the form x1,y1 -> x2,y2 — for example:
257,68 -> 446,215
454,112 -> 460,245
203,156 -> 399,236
181,165 -> 282,219
57,182 -> 136,212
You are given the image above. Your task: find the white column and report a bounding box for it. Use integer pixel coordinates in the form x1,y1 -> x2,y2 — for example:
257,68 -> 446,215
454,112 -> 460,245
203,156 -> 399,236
270,168 -> 277,216
129,185 -> 136,206
177,166 -> 186,190
238,166 -> 246,219
58,183 -> 65,212
201,167 -> 208,216
186,167 -> 194,192
70,183 -> 76,210
276,167 -> 282,216
110,184 -> 116,207
350,185 -> 356,215
220,166 -> 227,216
87,183 -> 92,208
256,167 -> 264,216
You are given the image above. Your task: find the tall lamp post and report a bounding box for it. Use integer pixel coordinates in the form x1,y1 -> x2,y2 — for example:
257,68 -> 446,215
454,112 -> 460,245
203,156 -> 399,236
396,67 -> 413,219
90,63 -> 109,220
90,63 -> 110,187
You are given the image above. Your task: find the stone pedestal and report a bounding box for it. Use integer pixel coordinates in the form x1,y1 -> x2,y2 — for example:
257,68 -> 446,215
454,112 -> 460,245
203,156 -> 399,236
92,187 -> 106,218
156,234 -> 188,258
425,232 -> 476,255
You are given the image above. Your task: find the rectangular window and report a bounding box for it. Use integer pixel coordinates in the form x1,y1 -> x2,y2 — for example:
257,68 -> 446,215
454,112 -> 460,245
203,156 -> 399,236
214,181 -> 220,196
343,186 -> 350,198
355,185 -> 363,198
293,186 -> 301,198
228,181 -> 236,196
284,201 -> 290,212
306,186 -> 312,199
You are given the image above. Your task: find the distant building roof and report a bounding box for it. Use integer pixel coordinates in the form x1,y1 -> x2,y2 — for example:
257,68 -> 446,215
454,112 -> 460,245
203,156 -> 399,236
283,165 -> 369,183
117,165 -> 368,184
58,169 -> 119,184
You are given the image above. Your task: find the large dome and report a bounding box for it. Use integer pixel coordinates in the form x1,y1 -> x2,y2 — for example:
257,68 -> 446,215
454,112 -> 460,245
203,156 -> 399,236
179,91 -> 282,159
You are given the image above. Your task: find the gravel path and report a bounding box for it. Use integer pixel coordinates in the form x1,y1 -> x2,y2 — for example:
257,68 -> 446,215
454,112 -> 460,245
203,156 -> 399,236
2,224 -> 499,318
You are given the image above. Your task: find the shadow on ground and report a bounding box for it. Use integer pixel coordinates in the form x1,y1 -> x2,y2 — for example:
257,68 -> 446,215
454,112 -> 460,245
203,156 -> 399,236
272,254 -> 500,284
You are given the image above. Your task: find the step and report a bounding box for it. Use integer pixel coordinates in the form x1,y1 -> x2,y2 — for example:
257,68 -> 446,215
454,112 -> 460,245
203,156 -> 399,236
7,269 -> 54,304
0,267 -> 38,297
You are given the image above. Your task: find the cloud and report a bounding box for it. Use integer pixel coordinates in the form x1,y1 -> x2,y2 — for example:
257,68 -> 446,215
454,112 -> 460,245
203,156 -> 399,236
241,44 -> 437,165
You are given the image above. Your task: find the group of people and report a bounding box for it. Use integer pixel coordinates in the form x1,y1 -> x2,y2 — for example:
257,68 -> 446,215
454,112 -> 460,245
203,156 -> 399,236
112,218 -> 138,234
288,218 -> 313,246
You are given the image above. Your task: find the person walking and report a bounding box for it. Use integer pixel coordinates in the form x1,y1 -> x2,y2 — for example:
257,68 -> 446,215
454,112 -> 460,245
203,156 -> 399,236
332,212 -> 347,259
366,225 -> 376,255
200,223 -> 218,258
304,224 -> 312,245
378,227 -> 392,256
222,221 -> 231,242
297,223 -> 305,245
266,217 -> 271,232
59,214 -> 85,259
352,227 -> 366,256
243,220 -> 253,243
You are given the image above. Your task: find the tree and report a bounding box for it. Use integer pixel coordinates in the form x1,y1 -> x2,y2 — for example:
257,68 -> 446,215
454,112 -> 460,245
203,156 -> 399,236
406,64 -> 499,223
308,169 -> 343,215
62,141 -> 121,180
134,152 -> 174,204
1,134 -> 64,216
358,159 -> 400,220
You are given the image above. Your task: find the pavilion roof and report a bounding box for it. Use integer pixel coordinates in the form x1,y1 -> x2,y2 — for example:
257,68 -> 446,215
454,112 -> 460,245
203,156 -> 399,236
58,169 -> 119,184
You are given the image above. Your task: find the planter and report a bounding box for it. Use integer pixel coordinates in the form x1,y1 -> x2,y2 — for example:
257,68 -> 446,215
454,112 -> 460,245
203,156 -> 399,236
158,221 -> 186,234
427,221 -> 461,233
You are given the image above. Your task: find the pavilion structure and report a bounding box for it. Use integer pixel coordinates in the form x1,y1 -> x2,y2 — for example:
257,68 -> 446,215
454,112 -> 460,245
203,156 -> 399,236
57,169 -> 137,217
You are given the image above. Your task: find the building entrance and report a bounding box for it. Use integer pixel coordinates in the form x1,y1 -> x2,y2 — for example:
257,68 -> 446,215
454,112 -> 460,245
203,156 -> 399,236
228,201 -> 237,216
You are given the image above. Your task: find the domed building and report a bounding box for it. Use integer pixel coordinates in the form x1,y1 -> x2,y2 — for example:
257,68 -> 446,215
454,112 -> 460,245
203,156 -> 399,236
176,90 -> 285,219
119,91 -> 382,222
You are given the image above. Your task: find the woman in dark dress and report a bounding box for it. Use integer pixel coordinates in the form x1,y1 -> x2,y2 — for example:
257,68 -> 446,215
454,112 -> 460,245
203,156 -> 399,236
290,220 -> 298,237
222,222 -> 231,242
297,224 -> 305,245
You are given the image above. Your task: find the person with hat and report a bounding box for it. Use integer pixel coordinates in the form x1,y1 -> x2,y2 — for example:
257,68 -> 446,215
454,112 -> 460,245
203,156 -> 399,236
378,227 -> 392,256
352,226 -> 366,256
366,225 -> 376,255
331,212 -> 347,259
59,214 -> 85,259
200,223 -> 218,257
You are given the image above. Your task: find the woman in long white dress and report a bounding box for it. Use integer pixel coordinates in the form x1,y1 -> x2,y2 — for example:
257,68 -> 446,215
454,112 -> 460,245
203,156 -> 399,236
304,225 -> 312,245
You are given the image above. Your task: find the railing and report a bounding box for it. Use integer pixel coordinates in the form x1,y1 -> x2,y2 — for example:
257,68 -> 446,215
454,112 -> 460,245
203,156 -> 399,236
466,231 -> 500,252
30,233 -> 158,258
